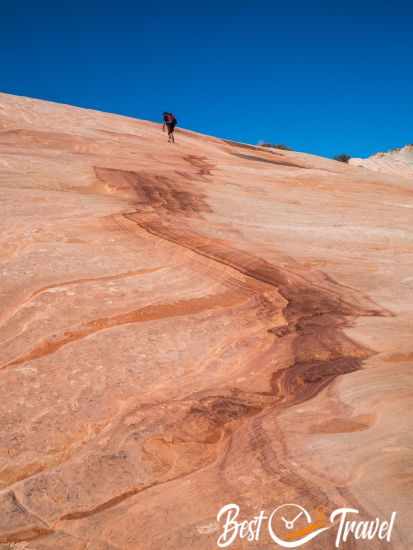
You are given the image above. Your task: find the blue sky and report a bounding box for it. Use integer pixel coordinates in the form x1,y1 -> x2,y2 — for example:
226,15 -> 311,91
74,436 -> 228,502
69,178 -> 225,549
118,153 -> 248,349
1,2 -> 413,158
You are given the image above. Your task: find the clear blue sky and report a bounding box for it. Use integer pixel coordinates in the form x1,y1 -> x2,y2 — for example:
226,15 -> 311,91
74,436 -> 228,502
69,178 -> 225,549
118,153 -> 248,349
1,2 -> 413,158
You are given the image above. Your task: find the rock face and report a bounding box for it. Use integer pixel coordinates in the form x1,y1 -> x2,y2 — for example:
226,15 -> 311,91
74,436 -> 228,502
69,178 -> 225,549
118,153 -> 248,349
0,93 -> 412,549
350,144 -> 413,181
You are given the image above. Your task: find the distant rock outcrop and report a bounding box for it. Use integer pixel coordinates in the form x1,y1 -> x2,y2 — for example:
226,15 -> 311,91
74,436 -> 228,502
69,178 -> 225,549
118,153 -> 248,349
350,144 -> 413,180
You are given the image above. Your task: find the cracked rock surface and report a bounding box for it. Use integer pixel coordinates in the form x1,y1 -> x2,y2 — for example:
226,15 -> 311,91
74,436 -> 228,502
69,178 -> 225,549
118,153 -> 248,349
0,93 -> 412,549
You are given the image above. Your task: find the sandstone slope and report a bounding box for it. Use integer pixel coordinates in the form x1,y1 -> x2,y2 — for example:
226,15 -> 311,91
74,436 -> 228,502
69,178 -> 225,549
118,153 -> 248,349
350,144 -> 413,181
0,93 -> 412,549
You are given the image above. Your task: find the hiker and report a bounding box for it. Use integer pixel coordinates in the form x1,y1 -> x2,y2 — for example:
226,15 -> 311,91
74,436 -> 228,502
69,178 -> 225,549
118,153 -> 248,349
162,112 -> 177,143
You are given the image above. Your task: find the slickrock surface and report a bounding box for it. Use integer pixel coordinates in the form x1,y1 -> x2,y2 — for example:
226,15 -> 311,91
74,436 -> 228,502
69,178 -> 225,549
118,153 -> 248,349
350,144 -> 413,181
0,92 -> 412,549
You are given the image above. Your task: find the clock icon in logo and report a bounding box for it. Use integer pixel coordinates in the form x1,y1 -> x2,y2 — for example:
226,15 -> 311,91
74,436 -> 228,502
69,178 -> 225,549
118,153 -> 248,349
272,503 -> 311,530
268,503 -> 330,548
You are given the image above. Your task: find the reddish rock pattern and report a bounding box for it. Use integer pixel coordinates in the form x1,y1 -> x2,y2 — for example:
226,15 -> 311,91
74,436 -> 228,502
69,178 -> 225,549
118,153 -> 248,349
0,93 -> 412,549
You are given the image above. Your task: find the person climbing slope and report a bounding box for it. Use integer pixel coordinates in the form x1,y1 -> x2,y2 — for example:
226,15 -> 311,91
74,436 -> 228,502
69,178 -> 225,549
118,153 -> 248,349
162,112 -> 178,143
